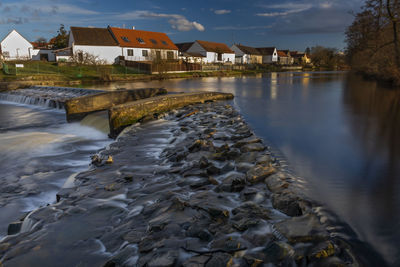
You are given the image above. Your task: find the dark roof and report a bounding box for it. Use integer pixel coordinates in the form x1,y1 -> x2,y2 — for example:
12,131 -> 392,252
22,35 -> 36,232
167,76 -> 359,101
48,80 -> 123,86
256,47 -> 276,55
175,42 -> 195,52
235,44 -> 261,55
196,40 -> 234,53
70,27 -> 118,46
109,27 -> 178,50
181,52 -> 205,58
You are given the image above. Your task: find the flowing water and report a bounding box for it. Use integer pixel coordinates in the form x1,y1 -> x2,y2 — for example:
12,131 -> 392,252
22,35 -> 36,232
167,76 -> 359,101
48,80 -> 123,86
0,99 -> 111,238
86,72 -> 400,265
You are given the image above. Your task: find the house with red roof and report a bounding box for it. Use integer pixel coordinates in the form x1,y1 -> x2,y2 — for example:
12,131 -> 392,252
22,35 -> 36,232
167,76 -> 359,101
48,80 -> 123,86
183,40 -> 235,64
108,26 -> 178,62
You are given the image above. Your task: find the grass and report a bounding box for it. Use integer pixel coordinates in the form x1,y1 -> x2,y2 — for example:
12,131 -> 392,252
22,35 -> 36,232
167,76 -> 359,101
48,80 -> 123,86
0,61 -> 285,84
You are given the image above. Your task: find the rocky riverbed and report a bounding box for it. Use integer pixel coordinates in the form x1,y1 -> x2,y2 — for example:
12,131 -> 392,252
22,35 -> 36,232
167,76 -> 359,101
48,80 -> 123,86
0,102 -> 385,266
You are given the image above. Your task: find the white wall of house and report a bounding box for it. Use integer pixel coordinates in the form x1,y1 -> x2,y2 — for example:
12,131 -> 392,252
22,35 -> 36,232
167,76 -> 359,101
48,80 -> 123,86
72,45 -> 120,64
0,30 -> 33,60
262,48 -> 278,64
121,48 -> 178,62
32,49 -> 56,62
186,43 -> 234,63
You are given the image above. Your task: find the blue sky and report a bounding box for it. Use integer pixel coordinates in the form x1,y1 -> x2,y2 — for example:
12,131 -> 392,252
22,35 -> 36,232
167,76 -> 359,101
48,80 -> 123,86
0,0 -> 363,51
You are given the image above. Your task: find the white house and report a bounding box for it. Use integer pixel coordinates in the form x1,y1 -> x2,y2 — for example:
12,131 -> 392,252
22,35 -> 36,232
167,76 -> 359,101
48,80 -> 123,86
69,27 -> 120,64
256,47 -> 278,64
185,40 -> 235,64
231,44 -> 262,64
108,26 -> 178,62
0,30 -> 33,60
175,42 -> 206,64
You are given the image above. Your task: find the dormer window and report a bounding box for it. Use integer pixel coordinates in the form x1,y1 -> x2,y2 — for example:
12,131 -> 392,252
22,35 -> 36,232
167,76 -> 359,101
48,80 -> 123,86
137,37 -> 145,44
121,36 -> 130,42
161,40 -> 168,46
150,39 -> 157,45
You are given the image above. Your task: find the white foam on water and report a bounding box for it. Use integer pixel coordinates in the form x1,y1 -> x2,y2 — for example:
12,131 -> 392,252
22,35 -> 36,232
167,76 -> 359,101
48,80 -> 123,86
127,205 -> 144,217
22,190 -> 58,212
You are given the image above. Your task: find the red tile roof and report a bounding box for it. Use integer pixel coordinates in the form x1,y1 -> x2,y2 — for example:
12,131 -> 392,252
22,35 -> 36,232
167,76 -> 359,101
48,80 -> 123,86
277,50 -> 288,57
235,44 -> 261,55
109,27 -> 178,50
196,40 -> 234,53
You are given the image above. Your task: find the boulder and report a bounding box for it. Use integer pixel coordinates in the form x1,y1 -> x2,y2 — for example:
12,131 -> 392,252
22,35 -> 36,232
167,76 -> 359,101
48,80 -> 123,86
246,165 -> 277,184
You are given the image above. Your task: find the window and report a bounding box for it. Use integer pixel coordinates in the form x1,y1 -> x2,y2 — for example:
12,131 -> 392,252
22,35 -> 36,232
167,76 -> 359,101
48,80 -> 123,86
127,49 -> 133,56
167,51 -> 174,60
217,53 -> 222,61
142,50 -> 148,57
121,36 -> 130,42
2,51 -> 10,58
78,52 -> 83,62
161,40 -> 168,46
150,39 -> 157,45
137,37 -> 145,44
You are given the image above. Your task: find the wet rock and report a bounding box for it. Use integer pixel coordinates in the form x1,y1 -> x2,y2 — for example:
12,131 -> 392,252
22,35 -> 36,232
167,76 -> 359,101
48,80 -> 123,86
310,256 -> 346,266
210,236 -> 242,252
217,173 -> 246,192
236,162 -> 253,173
256,154 -> 273,165
271,192 -> 303,217
308,241 -> 336,260
186,225 -> 213,241
207,165 -> 221,175
183,255 -> 210,267
235,152 -> 259,164
246,165 -> 277,184
138,236 -> 165,253
198,157 -> 210,169
241,143 -> 265,153
275,214 -> 329,243
221,162 -> 235,173
7,222 -> 22,235
265,172 -> 290,193
263,241 -> 295,263
242,233 -> 274,247
189,140 -> 214,152
205,252 -> 232,267
231,202 -> 271,231
106,155 -> 113,164
123,230 -> 144,243
143,250 -> 179,267
234,135 -> 262,148
103,245 -> 138,267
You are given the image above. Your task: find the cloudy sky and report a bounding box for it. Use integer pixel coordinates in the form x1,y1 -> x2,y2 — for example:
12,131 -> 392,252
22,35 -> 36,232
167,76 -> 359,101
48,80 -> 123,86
0,0 -> 363,50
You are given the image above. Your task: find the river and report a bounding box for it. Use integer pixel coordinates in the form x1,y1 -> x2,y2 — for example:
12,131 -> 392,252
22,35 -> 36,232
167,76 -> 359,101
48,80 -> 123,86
86,72 -> 400,265
0,72 -> 398,265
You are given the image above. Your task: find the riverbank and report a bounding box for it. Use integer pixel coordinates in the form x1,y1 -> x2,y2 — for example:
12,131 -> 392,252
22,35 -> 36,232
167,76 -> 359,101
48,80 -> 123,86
0,101 -> 385,266
0,62 -> 283,91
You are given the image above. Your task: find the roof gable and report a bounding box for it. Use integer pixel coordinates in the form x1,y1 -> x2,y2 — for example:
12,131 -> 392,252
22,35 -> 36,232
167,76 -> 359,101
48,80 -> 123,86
256,47 -> 277,56
196,40 -> 234,53
175,42 -> 195,52
109,27 -> 178,50
70,27 -> 118,46
235,44 -> 261,55
1,29 -> 32,47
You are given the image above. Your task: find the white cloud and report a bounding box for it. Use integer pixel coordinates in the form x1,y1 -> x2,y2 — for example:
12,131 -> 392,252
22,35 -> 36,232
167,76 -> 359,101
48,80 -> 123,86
214,9 -> 231,15
257,3 -> 313,17
115,11 -> 205,32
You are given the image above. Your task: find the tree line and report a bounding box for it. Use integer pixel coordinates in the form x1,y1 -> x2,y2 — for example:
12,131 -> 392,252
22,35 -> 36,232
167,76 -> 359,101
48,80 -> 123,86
346,0 -> 400,84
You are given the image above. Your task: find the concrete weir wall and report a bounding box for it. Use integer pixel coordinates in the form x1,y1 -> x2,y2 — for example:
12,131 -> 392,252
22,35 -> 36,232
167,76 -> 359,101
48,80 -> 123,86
65,88 -> 167,121
108,92 -> 234,138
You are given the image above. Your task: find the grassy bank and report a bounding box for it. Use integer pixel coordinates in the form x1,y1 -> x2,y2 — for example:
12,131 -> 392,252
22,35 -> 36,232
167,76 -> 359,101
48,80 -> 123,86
0,61 -> 283,89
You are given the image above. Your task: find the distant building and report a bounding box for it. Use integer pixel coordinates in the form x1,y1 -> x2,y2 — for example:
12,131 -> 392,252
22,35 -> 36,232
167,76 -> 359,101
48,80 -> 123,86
0,30 -> 33,61
109,26 -> 178,62
291,51 -> 311,64
175,42 -> 206,64
256,47 -> 278,64
231,44 -> 262,64
31,41 -> 56,62
183,40 -> 235,64
277,50 -> 293,65
69,26 -> 120,64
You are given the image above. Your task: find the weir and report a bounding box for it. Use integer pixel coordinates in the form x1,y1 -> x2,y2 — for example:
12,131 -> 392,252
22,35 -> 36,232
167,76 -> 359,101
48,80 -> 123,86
0,86 -> 235,138
0,86 -> 103,109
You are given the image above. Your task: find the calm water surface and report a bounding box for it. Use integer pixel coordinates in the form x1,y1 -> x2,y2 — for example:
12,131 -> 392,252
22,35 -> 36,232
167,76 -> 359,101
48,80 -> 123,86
87,72 -> 400,265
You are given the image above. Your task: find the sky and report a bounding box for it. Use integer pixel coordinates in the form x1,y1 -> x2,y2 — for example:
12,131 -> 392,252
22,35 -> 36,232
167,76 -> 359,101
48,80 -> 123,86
0,0 -> 364,51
